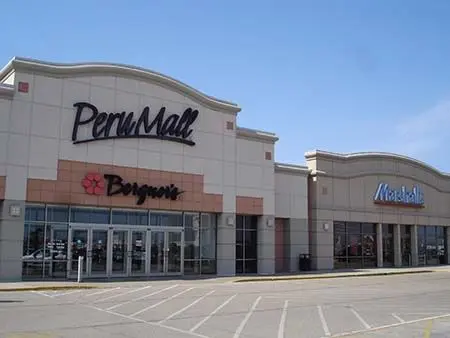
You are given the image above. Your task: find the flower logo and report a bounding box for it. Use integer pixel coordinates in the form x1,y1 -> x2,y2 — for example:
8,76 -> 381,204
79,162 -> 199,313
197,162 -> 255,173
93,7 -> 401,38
81,173 -> 105,195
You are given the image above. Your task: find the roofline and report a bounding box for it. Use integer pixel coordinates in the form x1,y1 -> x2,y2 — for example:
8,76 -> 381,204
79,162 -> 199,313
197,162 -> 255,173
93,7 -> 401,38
236,126 -> 279,143
0,83 -> 14,99
305,149 -> 450,177
0,57 -> 241,114
274,162 -> 310,175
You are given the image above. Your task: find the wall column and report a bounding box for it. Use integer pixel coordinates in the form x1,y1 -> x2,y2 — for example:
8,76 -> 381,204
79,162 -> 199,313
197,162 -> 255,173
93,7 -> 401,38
394,224 -> 402,267
216,213 -> 236,276
288,218 -> 309,272
257,215 -> 275,275
411,225 -> 419,266
0,200 -> 25,281
446,227 -> 450,265
376,223 -> 383,268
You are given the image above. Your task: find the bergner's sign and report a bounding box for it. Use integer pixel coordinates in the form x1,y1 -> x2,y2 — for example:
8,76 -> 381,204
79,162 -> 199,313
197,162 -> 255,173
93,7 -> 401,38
373,183 -> 424,208
72,102 -> 199,146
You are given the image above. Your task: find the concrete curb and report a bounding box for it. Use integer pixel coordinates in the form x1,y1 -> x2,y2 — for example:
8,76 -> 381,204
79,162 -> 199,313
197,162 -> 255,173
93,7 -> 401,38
0,285 -> 100,292
232,269 -> 435,283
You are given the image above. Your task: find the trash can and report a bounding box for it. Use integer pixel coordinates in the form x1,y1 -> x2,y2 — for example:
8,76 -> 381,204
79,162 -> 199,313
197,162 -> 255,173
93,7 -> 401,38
299,254 -> 311,271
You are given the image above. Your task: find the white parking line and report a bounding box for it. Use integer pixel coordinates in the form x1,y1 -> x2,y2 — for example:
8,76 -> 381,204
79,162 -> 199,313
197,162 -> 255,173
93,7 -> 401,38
93,285 -> 152,303
189,294 -> 237,332
106,284 -> 179,311
85,287 -> 120,297
159,290 -> 216,324
278,300 -> 288,338
53,290 -> 82,297
130,287 -> 194,317
86,304 -> 209,338
233,296 -> 261,338
350,307 -> 371,329
391,313 -> 405,323
317,305 -> 331,336
31,291 -> 54,298
331,312 -> 450,337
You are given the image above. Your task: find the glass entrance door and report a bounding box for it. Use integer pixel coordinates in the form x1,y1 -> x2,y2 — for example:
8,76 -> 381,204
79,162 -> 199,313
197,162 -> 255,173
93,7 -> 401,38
68,226 -> 108,278
111,230 -> 128,275
167,231 -> 182,274
69,228 -> 88,276
68,226 -> 183,278
150,231 -> 165,274
149,230 -> 183,275
90,229 -> 108,275
131,231 -> 146,275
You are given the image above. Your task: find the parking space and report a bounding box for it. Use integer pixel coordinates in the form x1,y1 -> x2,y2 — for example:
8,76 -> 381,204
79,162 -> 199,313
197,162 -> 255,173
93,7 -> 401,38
1,272 -> 450,337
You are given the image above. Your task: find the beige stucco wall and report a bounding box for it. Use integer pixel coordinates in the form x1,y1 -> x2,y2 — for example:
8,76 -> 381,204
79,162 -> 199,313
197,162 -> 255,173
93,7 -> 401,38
306,150 -> 450,270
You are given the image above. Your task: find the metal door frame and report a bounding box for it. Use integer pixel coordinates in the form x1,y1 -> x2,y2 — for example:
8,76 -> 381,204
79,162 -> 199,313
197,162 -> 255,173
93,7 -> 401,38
68,223 -> 110,278
109,226 -> 130,278
148,227 -> 184,276
129,228 -> 149,277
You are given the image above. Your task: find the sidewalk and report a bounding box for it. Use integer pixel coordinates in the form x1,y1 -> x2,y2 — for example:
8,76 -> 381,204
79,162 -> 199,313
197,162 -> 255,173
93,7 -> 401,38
0,266 -> 448,291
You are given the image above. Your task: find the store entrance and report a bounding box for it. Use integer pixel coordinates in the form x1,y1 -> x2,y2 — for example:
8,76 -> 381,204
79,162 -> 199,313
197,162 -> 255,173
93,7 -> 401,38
67,224 -> 183,278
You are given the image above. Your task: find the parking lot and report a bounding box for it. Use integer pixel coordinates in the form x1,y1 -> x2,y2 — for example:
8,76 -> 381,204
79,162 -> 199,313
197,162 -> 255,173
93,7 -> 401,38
1,272 -> 450,337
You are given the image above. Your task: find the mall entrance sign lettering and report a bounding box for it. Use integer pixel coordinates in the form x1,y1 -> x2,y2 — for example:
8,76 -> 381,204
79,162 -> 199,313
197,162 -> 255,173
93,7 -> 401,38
373,182 -> 424,208
82,173 -> 183,205
104,174 -> 183,205
72,102 -> 199,146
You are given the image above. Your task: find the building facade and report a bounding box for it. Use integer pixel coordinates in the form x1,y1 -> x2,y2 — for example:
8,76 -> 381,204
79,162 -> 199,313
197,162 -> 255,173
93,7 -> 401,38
306,150 -> 450,270
0,57 -> 449,282
0,57 -> 309,281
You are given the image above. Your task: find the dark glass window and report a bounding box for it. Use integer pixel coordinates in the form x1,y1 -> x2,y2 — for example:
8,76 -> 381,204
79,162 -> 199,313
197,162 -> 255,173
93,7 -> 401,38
235,215 -> 258,274
25,205 -> 45,222
418,226 -> 426,265
111,210 -> 148,225
70,208 -> 110,224
418,226 -> 447,266
47,206 -> 69,223
183,213 -> 217,275
333,222 -> 347,269
400,225 -> 412,266
22,223 -> 46,278
150,212 -> 183,226
333,221 -> 377,269
382,224 -> 394,267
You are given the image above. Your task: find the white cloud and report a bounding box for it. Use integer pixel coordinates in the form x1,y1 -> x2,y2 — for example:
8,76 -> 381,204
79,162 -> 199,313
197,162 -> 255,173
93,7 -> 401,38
389,100 -> 450,158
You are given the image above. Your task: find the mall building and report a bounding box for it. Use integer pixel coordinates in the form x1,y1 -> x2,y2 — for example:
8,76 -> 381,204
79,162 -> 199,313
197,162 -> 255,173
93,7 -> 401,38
0,57 -> 448,281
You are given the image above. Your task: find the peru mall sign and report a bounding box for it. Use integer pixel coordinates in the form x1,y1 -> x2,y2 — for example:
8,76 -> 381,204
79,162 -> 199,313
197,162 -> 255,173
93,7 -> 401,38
72,102 -> 199,146
373,182 -> 424,208
82,173 -> 183,205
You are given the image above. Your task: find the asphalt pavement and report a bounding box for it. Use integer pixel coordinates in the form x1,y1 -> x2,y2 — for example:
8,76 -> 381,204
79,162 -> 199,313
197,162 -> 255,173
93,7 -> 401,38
1,271 -> 450,338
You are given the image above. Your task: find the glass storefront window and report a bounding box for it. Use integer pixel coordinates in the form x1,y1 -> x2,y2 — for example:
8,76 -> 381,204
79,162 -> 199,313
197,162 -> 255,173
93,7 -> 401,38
333,222 -> 377,269
44,223 -> 69,278
24,205 -> 217,278
333,222 -> 347,269
235,215 -> 258,274
47,206 -> 69,223
400,225 -> 412,266
22,223 -> 46,278
111,210 -> 148,225
183,213 -> 217,275
382,224 -> 394,267
417,226 -> 447,266
25,205 -> 45,222
426,226 -> 438,265
150,212 -> 183,227
437,226 -> 446,264
417,226 -> 426,265
70,208 -> 110,224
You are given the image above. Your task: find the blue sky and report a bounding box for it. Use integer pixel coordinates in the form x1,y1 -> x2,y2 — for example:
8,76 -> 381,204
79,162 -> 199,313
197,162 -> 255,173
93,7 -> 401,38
2,1 -> 450,171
